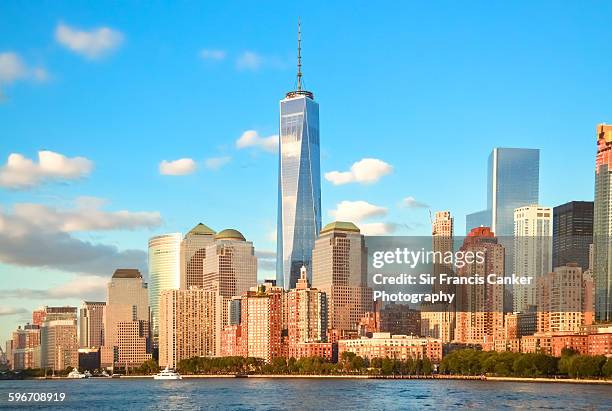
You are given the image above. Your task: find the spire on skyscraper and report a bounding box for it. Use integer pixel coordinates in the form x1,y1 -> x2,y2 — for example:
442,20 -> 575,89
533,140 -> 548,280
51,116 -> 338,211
297,17 -> 302,91
286,18 -> 313,99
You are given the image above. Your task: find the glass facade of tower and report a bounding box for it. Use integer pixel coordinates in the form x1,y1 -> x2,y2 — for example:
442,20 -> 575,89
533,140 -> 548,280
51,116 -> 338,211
277,93 -> 321,289
593,124 -> 612,322
488,148 -> 540,237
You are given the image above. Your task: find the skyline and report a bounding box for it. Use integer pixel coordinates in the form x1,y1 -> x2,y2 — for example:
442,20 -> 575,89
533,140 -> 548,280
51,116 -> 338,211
1,2 -> 610,342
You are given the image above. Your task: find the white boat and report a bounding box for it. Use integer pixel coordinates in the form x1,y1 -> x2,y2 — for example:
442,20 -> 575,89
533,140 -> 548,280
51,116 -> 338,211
67,369 -> 88,379
153,366 -> 183,380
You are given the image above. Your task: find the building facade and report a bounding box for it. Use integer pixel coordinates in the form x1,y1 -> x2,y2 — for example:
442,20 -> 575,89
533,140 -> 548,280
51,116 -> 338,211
79,301 -> 105,348
102,269 -> 150,368
513,205 -> 552,312
276,27 -> 321,289
148,233 -> 181,343
537,264 -> 585,334
159,289 -> 219,368
338,332 -> 443,363
593,123 -> 612,322
180,223 -> 216,289
287,266 -> 328,356
312,222 -> 373,333
552,201 -> 594,271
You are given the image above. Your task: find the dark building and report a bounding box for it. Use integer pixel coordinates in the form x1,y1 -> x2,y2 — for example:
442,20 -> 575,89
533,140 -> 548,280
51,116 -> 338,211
379,304 -> 421,336
553,201 -> 593,270
78,348 -> 100,371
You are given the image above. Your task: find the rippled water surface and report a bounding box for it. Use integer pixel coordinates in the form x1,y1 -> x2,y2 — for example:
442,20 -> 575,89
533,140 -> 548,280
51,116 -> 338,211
0,378 -> 611,410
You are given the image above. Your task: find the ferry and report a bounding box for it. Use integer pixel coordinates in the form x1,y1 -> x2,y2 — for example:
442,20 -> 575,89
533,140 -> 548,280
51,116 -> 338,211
153,366 -> 183,380
67,369 -> 88,379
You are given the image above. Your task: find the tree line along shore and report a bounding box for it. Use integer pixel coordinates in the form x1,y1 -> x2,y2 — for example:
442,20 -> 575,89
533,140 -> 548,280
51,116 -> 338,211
3,349 -> 612,381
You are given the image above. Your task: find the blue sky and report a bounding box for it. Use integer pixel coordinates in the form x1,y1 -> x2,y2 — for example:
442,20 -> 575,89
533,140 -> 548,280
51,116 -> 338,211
0,1 -> 610,343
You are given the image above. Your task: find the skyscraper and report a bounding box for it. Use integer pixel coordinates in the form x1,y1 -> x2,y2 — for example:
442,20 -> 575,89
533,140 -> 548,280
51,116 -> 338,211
277,22 -> 322,289
40,307 -> 78,371
466,148 -> 540,236
593,123 -> 612,322
79,301 -> 106,348
180,223 -> 216,289
513,205 -> 552,312
148,233 -> 181,343
312,222 -> 373,333
102,269 -> 150,368
159,289 -> 219,368
454,227 -> 505,345
552,201 -> 593,270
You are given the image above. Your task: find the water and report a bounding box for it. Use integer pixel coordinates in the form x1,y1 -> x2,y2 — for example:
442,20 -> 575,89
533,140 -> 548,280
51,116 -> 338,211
0,378 -> 610,410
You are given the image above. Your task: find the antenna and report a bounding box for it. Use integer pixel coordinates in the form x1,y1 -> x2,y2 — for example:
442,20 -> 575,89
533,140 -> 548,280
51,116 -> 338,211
297,17 -> 302,91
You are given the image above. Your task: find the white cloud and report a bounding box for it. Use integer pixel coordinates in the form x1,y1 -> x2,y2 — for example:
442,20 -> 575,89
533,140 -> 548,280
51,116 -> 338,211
329,200 -> 387,223
0,150 -> 93,189
0,200 -> 157,275
359,222 -> 398,236
200,49 -> 226,61
204,156 -> 231,170
236,51 -> 263,70
159,158 -> 197,175
4,275 -> 108,300
325,158 -> 393,185
0,52 -> 49,98
235,130 -> 278,153
401,196 -> 429,209
55,23 -> 123,59
3,198 -> 161,234
0,306 -> 28,316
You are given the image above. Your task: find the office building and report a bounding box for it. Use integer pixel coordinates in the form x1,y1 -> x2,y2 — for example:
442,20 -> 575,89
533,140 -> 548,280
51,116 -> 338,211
102,269 -> 150,368
592,124 -> 612,321
159,289 -> 219,368
552,201 -> 593,270
277,23 -> 322,289
180,223 -> 216,289
287,266 -> 328,356
312,222 -> 373,333
79,301 -> 105,348
40,307 -> 78,371
148,233 -> 181,343
466,148 -> 540,236
513,205 -> 552,312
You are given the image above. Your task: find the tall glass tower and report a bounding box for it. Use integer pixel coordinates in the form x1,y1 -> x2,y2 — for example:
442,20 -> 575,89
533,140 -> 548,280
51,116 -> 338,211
277,22 -> 321,289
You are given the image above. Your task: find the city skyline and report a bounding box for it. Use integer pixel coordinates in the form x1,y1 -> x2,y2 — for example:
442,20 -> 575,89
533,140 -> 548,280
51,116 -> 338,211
1,2 -> 610,343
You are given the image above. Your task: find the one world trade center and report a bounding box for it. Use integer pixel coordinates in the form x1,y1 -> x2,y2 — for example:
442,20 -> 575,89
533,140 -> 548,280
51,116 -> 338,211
276,21 -> 321,289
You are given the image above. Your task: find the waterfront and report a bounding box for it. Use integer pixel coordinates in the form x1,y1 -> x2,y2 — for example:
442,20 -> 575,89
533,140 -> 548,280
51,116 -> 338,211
0,379 -> 611,410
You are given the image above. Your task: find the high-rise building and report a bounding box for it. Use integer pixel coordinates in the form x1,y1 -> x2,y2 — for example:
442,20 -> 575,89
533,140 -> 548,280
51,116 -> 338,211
202,229 -> 258,298
79,301 -> 106,348
40,307 -> 78,371
241,284 -> 285,362
379,304 -> 421,336
537,264 -> 585,334
148,233 -> 181,344
180,223 -> 216,289
287,266 -> 327,357
277,22 -> 322,289
10,324 -> 40,370
592,124 -> 612,322
466,148 -> 540,236
513,205 -> 552,312
102,269 -> 150,368
312,222 -> 373,333
454,227 -> 505,345
552,201 -> 594,270
159,289 -> 220,368
422,211 -> 455,342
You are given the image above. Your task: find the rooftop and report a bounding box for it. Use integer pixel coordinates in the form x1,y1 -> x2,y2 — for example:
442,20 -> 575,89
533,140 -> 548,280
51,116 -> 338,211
320,221 -> 361,234
187,222 -> 216,236
215,228 -> 246,241
112,269 -> 142,279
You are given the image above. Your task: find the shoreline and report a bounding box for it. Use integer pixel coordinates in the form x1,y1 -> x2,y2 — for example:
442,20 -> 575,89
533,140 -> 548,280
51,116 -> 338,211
24,375 -> 612,385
